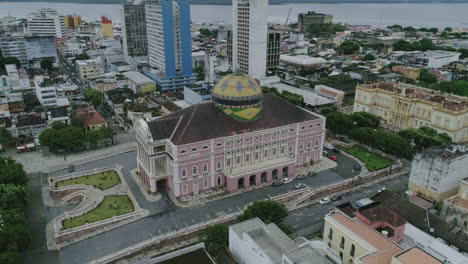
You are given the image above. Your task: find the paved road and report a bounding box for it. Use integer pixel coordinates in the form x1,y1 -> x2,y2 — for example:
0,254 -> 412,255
20,150 -> 368,264
286,174 -> 409,238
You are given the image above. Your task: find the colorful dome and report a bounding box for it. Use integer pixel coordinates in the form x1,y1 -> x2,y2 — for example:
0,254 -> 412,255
212,73 -> 263,121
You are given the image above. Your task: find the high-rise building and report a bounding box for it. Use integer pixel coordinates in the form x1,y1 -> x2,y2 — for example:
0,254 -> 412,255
27,8 -> 66,38
0,35 -> 57,66
298,11 -> 333,33
121,0 -> 147,59
0,36 -> 28,65
267,31 -> 280,72
64,15 -> 82,29
232,0 -> 268,80
145,0 -> 195,91
101,16 -> 114,38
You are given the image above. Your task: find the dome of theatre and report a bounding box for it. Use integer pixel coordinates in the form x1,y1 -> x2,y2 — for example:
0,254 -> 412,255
212,72 -> 263,121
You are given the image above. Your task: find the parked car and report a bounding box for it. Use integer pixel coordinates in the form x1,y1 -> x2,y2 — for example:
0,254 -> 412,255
295,183 -> 307,189
377,187 -> 387,193
296,174 -> 307,180
328,155 -> 337,161
319,198 -> 331,205
68,165 -> 75,173
308,171 -> 318,177
332,195 -> 343,201
324,143 -> 335,150
354,164 -> 362,170
282,177 -> 292,184
272,180 -> 283,187
322,151 -> 329,157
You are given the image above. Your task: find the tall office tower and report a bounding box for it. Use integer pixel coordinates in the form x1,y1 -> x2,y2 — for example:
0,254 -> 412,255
101,16 -> 114,38
27,8 -> 66,38
145,0 -> 195,91
232,0 -> 268,80
266,31 -> 280,72
65,15 -> 82,29
121,0 -> 147,59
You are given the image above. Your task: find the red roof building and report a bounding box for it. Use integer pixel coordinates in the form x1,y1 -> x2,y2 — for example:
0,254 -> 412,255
76,106 -> 107,130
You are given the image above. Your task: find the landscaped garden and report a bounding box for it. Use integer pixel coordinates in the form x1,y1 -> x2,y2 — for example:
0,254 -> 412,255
62,195 -> 134,229
338,146 -> 393,171
56,170 -> 121,190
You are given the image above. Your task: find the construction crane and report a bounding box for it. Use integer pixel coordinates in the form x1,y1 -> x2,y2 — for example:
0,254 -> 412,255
283,8 -> 292,28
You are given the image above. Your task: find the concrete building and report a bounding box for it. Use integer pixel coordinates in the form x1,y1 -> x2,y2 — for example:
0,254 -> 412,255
353,82 -> 468,143
441,178 -> 468,238
391,66 -> 420,80
27,8 -> 66,38
145,0 -> 196,91
25,36 -> 57,62
122,71 -> 155,93
232,0 -> 268,80
409,144 -> 468,203
109,62 -> 131,73
134,73 -> 326,197
101,16 -> 113,38
126,103 -> 152,124
230,218 -> 338,264
121,0 -> 147,59
415,50 -> 461,69
75,59 -> 104,80
34,76 -> 58,107
183,84 -> 212,105
315,85 -> 345,106
0,36 -> 28,66
298,11 -> 333,33
9,115 -> 47,139
76,106 -> 108,130
267,31 -> 281,72
204,51 -> 216,85
64,15 -> 81,29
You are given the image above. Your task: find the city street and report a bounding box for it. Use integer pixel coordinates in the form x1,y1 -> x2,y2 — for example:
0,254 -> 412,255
20,150 -> 398,264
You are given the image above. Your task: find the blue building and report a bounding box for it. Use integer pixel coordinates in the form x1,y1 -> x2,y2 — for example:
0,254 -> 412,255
145,0 -> 196,91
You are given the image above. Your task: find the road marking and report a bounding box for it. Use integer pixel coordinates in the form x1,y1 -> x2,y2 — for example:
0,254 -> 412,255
307,213 -> 315,217
313,217 -> 321,221
293,225 -> 299,228
191,218 -> 195,223
216,211 -> 226,217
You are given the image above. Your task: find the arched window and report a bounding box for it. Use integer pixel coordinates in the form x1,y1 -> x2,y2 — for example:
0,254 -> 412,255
217,176 -> 222,186
192,166 -> 198,175
203,164 -> 208,173
182,184 -> 188,194
203,178 -> 208,189
202,146 -> 208,149
181,169 -> 187,177
328,227 -> 333,240
191,148 -> 198,152
180,150 -> 187,154
217,160 -> 222,169
350,244 -> 355,257
216,143 -> 223,147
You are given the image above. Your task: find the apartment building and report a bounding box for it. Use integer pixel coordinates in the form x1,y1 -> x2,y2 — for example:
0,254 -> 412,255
353,82 -> 468,143
298,11 -> 333,33
27,8 -> 66,38
75,59 -> 104,80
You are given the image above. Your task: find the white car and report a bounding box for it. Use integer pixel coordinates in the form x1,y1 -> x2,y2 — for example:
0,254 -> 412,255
282,178 -> 292,184
319,198 -> 331,205
324,144 -> 335,150
377,187 -> 387,193
294,183 -> 306,189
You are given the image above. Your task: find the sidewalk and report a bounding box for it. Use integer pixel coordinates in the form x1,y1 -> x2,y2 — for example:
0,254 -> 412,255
0,142 -> 136,174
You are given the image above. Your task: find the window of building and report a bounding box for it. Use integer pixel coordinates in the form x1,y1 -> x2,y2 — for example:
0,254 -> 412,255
237,156 -> 241,165
315,139 -> 319,147
216,143 -> 223,147
192,166 -> 198,175
202,146 -> 208,149
191,148 -> 198,152
182,184 -> 188,195
264,150 -> 269,158
272,149 -> 276,156
203,164 -> 208,173
299,143 -> 303,151
180,150 -> 186,154
181,169 -> 187,177
227,158 -> 231,167
340,237 -> 345,249
203,179 -> 208,189
289,145 -> 293,152
328,228 -> 333,240
281,146 -> 285,154
227,142 -> 232,146
307,141 -> 312,149
217,176 -> 222,186
217,160 -> 222,169
339,252 -> 343,260
246,154 -> 250,162
350,244 -> 355,257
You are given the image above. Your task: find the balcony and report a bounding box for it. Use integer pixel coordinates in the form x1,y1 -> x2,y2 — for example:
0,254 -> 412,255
224,156 -> 295,178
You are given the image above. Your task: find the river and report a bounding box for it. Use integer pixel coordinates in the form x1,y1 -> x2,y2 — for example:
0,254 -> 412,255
1,2 -> 468,28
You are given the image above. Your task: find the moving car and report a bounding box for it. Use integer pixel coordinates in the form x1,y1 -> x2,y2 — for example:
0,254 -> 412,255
295,183 -> 307,189
328,155 -> 337,161
282,177 -> 292,184
332,195 -> 343,201
319,198 -> 331,205
272,180 -> 283,187
68,165 -> 75,173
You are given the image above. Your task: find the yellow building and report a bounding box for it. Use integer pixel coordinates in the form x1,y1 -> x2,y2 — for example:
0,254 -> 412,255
101,16 -> 113,38
323,210 -> 403,264
64,15 -> 82,29
391,66 -> 420,80
75,59 -> 103,80
353,82 -> 468,143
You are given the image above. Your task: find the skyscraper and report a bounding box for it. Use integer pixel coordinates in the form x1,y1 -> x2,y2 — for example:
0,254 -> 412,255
232,0 -> 268,80
101,16 -> 113,38
27,8 -> 66,38
145,0 -> 195,91
121,0 -> 147,59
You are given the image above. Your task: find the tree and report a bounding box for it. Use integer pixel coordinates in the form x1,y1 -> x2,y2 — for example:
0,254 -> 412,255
0,157 -> 28,186
84,89 -> 103,106
51,121 -> 68,130
199,28 -> 212,36
40,58 -> 54,71
98,127 -> 114,144
338,40 -> 360,55
419,69 -> 438,83
325,112 -> 355,135
0,128 -> 15,145
0,57 -> 20,68
320,106 -> 338,115
440,31 -> 449,38
194,66 -> 205,81
444,27 -> 453,32
39,126 -> 87,152
364,53 -> 375,61
198,224 -> 228,253
74,53 -> 90,60
0,184 -> 28,211
0,209 -> 31,262
393,40 -> 415,51
350,112 -> 380,128
237,200 -> 288,225
86,129 -> 101,146
429,27 -> 439,34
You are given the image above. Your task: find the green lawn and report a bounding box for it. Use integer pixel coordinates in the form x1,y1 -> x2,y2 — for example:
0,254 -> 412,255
56,170 -> 121,190
62,195 -> 134,229
339,146 -> 393,171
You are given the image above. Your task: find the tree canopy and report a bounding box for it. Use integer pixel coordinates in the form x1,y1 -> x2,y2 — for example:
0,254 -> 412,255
198,224 -> 228,253
307,23 -> 346,37
418,69 -> 438,84
40,58 -> 54,71
74,53 -> 90,60
364,53 -> 375,61
237,200 -> 288,225
0,157 -> 28,186
0,128 -> 16,145
84,89 -> 103,106
338,40 -> 360,55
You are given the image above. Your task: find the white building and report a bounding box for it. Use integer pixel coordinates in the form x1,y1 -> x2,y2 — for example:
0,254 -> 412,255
229,218 -> 339,264
75,59 -> 104,80
34,76 -> 57,107
409,144 -> 468,202
27,8 -> 66,38
415,50 -> 461,68
232,0 -> 268,80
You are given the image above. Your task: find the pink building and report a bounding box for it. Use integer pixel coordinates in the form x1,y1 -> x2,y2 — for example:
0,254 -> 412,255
135,73 -> 326,198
